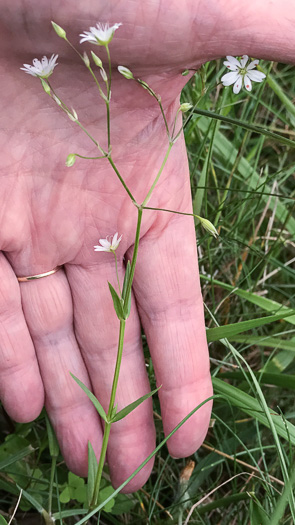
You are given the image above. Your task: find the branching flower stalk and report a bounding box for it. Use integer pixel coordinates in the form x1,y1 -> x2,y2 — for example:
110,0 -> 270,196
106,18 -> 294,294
22,21 -> 218,517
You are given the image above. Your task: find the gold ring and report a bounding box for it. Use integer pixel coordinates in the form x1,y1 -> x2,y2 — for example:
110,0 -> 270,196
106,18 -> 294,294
17,266 -> 63,282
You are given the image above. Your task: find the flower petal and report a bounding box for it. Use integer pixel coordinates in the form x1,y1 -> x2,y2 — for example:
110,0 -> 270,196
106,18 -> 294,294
99,239 -> 111,248
221,71 -> 239,86
247,70 -> 266,82
247,59 -> 259,70
240,55 -> 249,68
112,232 -> 118,245
94,246 -> 107,251
225,56 -> 241,68
244,75 -> 252,91
233,75 -> 243,94
223,60 -> 238,71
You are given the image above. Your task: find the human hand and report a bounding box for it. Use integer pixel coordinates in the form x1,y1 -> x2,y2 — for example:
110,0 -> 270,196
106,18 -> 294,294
0,0 -> 294,492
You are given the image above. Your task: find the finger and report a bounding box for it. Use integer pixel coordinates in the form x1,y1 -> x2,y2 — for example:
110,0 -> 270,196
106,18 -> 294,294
66,261 -> 156,492
132,213 -> 212,458
19,268 -> 103,476
0,253 -> 44,422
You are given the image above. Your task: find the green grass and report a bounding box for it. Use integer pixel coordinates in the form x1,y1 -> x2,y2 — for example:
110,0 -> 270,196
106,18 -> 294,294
1,58 -> 295,524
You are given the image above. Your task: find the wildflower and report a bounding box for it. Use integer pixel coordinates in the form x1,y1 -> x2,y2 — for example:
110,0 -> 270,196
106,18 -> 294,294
21,54 -> 58,79
80,23 -> 122,46
221,55 -> 266,94
118,66 -> 134,80
94,233 -> 122,253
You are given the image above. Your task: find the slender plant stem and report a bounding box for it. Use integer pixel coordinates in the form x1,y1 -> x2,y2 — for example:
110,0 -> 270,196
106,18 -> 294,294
141,143 -> 172,207
107,155 -> 136,202
48,456 -> 56,517
91,319 -> 126,508
122,207 -> 143,306
114,253 -> 122,297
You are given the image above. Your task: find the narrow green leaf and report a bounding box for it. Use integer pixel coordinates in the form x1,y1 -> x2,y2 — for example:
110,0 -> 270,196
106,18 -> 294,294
270,466 -> 295,525
87,442 -> 98,507
70,373 -> 107,422
218,371 -> 295,390
0,516 -> 8,525
200,275 -> 295,326
207,310 -> 295,342
111,386 -> 161,423
16,485 -> 44,513
122,261 -> 131,300
0,445 -> 34,471
45,412 -> 59,458
108,282 -> 124,320
230,335 -> 295,352
212,378 -> 295,445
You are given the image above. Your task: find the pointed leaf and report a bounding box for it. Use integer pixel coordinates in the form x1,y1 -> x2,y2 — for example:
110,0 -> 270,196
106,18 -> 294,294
108,282 -> 124,320
87,441 -> 98,507
70,373 -> 107,422
16,485 -> 44,513
122,261 -> 131,300
206,310 -> 295,343
0,516 -> 8,525
112,387 -> 161,423
45,412 -> 59,457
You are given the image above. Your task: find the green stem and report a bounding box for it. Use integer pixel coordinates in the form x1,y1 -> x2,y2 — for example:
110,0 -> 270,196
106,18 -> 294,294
48,456 -> 56,517
91,320 -> 126,508
107,155 -> 136,203
122,207 -> 143,306
114,253 -> 122,297
141,143 -> 173,207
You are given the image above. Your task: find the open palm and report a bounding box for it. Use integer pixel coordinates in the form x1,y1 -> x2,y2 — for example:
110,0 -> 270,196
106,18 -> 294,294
0,0 -> 294,491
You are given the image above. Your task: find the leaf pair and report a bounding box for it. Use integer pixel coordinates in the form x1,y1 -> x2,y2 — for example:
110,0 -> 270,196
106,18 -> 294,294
108,261 -> 131,321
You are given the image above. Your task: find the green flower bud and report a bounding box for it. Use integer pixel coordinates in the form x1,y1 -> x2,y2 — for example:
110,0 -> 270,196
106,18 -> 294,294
100,68 -> 107,82
51,21 -> 66,39
199,217 -> 219,238
65,154 -> 76,167
67,108 -> 78,122
182,69 -> 190,76
117,66 -> 134,80
180,102 -> 193,113
91,51 -> 102,68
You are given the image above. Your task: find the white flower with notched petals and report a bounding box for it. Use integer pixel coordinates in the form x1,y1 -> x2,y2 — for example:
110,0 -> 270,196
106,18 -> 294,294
94,232 -> 122,253
21,54 -> 58,79
80,23 -> 122,46
221,55 -> 266,94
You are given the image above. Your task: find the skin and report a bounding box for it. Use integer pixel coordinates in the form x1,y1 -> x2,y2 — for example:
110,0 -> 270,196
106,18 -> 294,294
0,0 -> 294,493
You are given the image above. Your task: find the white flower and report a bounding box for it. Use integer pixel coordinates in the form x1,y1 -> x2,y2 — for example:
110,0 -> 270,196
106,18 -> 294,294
94,232 -> 122,252
20,54 -> 58,79
221,55 -> 266,94
80,23 -> 122,46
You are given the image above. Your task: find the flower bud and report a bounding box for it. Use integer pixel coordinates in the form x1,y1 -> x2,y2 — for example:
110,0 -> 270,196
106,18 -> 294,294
83,52 -> 90,68
40,78 -> 50,95
51,21 -> 66,39
100,68 -> 107,82
118,66 -> 134,80
91,51 -> 102,68
180,102 -> 193,113
52,94 -> 62,106
199,217 -> 219,238
67,108 -> 78,122
182,69 -> 189,76
65,154 -> 76,167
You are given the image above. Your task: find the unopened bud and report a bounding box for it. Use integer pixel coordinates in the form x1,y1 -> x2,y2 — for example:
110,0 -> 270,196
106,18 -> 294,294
180,102 -> 193,113
52,94 -> 62,106
41,78 -> 50,95
51,21 -> 66,39
182,69 -> 189,76
118,66 -> 134,80
100,68 -> 107,82
199,217 -> 219,238
83,52 -> 90,68
91,51 -> 102,68
67,108 -> 78,122
65,154 -> 76,167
